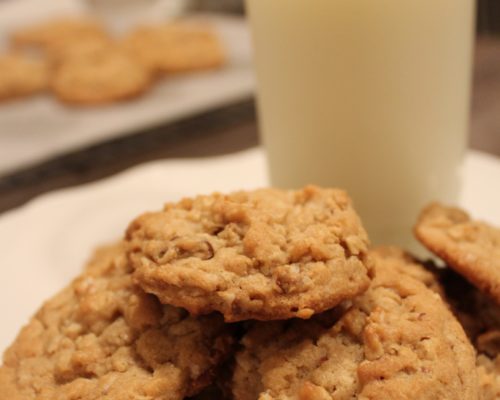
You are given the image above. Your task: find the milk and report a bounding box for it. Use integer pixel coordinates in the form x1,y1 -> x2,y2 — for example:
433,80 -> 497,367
246,0 -> 475,249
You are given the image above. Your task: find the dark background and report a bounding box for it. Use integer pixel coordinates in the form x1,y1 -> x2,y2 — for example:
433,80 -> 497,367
478,0 -> 500,34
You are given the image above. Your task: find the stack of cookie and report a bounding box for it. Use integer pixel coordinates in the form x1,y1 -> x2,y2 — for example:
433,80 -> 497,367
415,204 -> 500,399
0,186 -> 498,399
1,17 -> 225,105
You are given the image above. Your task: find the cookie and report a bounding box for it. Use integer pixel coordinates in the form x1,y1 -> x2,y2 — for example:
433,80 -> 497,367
437,269 -> 500,400
11,18 -> 108,51
126,186 -> 371,322
232,247 -> 478,400
45,35 -> 113,65
437,268 -> 500,342
477,353 -> 500,400
0,53 -> 49,101
0,242 -> 235,399
51,47 -> 151,105
123,22 -> 225,74
371,246 -> 445,297
415,203 -> 500,305
469,322 -> 500,400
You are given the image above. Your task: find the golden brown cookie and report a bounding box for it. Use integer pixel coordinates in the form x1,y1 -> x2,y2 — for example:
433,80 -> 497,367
415,203 -> 500,305
11,18 -> 108,51
0,53 -> 49,101
123,22 -> 225,74
371,246 -> 445,297
437,269 -> 500,400
473,328 -> 500,400
51,47 -> 151,105
44,35 -> 113,65
232,248 -> 478,400
127,186 -> 371,322
377,251 -> 500,400
477,353 -> 500,400
0,242 -> 235,400
437,267 -> 500,342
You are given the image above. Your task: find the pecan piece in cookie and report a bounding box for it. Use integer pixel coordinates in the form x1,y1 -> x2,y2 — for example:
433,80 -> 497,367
0,243 -> 235,400
127,186 -> 371,322
232,248 -> 478,400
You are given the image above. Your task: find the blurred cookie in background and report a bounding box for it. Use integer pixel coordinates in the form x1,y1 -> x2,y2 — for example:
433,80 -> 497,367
44,35 -> 114,65
10,17 -> 109,52
51,46 -> 152,105
4,16 -> 228,106
123,21 -> 225,74
0,53 -> 49,101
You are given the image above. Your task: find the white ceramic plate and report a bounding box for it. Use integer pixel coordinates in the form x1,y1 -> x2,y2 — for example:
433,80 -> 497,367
0,148 -> 499,353
0,0 -> 254,174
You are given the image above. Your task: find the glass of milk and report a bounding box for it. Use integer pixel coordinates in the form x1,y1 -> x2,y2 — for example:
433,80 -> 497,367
246,0 -> 475,250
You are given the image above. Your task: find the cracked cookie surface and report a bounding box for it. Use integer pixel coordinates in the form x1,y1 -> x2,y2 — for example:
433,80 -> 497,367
127,186 -> 371,322
415,203 -> 500,305
232,247 -> 478,400
0,242 -> 235,400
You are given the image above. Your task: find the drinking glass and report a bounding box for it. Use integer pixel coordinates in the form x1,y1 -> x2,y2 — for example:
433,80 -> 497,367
246,0 -> 475,249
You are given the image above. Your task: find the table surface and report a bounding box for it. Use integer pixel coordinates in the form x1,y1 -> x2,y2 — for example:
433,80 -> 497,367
0,36 -> 499,214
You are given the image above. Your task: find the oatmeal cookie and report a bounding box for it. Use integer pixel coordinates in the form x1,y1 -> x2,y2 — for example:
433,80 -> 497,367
123,22 -> 225,74
51,47 -> 151,105
232,248 -> 478,400
0,242 -> 235,400
127,186 -> 371,322
437,269 -> 500,400
11,18 -> 108,51
371,246 -> 445,296
415,203 -> 500,304
438,268 -> 500,342
477,353 -> 500,400
0,53 -> 49,100
474,328 -> 500,400
45,35 -> 113,65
